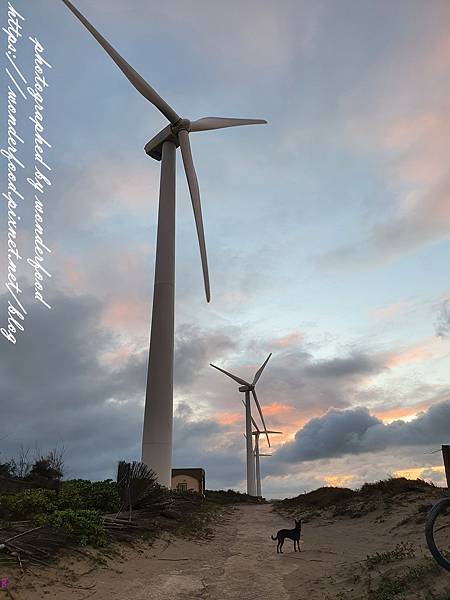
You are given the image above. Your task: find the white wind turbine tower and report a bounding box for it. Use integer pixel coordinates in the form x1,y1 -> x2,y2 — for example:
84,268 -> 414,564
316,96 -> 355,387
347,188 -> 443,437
61,1 -> 267,487
252,426 -> 282,498
243,412 -> 282,498
210,354 -> 272,496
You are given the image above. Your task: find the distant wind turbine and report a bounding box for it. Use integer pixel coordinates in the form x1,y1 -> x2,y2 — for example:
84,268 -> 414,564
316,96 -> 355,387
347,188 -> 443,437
252,426 -> 282,498
210,354 -> 272,496
61,0 -> 267,487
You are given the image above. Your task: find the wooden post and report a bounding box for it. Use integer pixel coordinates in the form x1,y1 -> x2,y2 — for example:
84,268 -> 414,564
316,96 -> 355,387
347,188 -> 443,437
442,445 -> 450,488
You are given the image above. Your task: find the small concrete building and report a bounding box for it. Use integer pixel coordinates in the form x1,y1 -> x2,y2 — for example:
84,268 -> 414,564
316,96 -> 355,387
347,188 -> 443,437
171,468 -> 205,494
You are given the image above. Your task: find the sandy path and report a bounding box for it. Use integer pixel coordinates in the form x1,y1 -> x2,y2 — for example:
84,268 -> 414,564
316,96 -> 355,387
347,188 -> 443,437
4,504 -> 301,600
3,496 -> 439,600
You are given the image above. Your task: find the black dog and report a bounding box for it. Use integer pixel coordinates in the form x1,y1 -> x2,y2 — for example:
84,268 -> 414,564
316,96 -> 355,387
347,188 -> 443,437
271,519 -> 302,553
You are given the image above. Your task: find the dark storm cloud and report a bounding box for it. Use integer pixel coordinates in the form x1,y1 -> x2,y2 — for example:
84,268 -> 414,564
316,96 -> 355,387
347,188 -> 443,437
172,403 -> 246,489
254,346 -> 387,418
275,400 -> 450,463
303,352 -> 385,379
0,290 -> 147,480
174,324 -> 238,389
0,289 -> 247,485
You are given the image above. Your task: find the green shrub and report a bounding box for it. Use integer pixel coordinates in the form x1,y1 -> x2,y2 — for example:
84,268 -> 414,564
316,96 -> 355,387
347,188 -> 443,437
89,480 -> 121,512
35,509 -> 109,547
57,479 -> 120,513
0,488 -> 57,520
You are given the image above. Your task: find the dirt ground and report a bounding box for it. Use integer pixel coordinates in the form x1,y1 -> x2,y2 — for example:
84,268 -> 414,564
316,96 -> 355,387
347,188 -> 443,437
2,497 -> 450,600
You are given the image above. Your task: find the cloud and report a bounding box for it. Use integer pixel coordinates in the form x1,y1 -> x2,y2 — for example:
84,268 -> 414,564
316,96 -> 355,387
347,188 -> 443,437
316,25 -> 450,271
435,299 -> 450,338
172,403 -> 246,489
384,339 -> 436,369
0,290 -> 147,480
303,352 -> 385,379
381,336 -> 449,372
274,331 -> 303,347
368,301 -> 409,320
275,400 -> 450,464
174,324 -> 239,389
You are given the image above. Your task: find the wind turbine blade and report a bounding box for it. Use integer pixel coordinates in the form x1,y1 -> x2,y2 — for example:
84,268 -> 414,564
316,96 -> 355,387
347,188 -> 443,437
61,0 -> 180,124
210,363 -> 251,387
264,431 -> 283,435
190,117 -> 267,132
251,389 -> 270,447
252,353 -> 272,385
178,130 -> 210,302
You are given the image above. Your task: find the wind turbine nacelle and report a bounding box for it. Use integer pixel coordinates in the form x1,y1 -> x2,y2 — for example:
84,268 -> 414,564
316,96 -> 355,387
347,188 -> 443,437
239,385 -> 250,392
145,125 -> 179,161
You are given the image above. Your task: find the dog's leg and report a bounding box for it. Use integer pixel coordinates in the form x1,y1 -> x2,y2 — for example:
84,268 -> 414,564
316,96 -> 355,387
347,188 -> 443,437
280,539 -> 284,553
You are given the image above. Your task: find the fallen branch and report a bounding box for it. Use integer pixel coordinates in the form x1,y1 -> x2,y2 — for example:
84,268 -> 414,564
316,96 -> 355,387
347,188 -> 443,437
0,526 -> 43,546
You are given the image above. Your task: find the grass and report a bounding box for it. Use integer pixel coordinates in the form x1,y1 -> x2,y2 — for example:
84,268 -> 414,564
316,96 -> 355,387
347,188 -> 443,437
273,477 -> 439,520
360,478 -> 434,498
367,558 -> 442,600
365,542 -> 416,570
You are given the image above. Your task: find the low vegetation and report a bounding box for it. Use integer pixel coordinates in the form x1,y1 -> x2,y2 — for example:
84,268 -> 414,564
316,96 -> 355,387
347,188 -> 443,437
365,542 -> 416,570
205,489 -> 265,504
367,557 -> 442,600
34,508 -> 109,547
0,451 -> 252,569
273,477 -> 439,521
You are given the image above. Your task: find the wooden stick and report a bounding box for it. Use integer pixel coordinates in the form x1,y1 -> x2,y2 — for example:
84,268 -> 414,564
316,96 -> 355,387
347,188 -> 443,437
0,526 -> 43,545
442,445 -> 450,488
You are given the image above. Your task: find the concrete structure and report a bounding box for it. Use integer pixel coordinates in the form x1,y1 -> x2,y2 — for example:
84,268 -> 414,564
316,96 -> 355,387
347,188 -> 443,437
172,468 -> 205,494
61,0 -> 267,489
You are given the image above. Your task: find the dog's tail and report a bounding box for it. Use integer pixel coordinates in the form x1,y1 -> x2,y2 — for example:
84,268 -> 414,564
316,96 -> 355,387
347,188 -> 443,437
271,534 -> 277,540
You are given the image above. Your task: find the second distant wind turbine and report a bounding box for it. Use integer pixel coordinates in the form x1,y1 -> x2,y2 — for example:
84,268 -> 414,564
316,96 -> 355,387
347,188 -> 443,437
60,0 -> 267,487
253,426 -> 282,498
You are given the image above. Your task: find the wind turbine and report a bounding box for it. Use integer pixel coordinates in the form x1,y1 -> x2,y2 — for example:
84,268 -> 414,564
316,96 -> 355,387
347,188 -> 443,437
210,354 -> 272,496
60,1 -> 267,487
252,426 -> 282,498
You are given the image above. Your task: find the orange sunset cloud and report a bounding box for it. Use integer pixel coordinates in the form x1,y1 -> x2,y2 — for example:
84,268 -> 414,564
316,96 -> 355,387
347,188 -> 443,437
368,301 -> 407,320
215,411 -> 241,426
384,338 -> 437,369
274,331 -> 303,347
394,466 -> 444,480
324,474 -> 355,488
102,298 -> 148,333
373,402 -> 432,423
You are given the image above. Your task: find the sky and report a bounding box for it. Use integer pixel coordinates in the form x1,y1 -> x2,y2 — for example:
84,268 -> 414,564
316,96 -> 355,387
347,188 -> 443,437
0,0 -> 449,498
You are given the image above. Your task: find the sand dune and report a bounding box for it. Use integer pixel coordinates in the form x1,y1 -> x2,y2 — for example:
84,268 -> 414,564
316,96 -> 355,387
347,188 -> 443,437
2,482 -> 449,599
